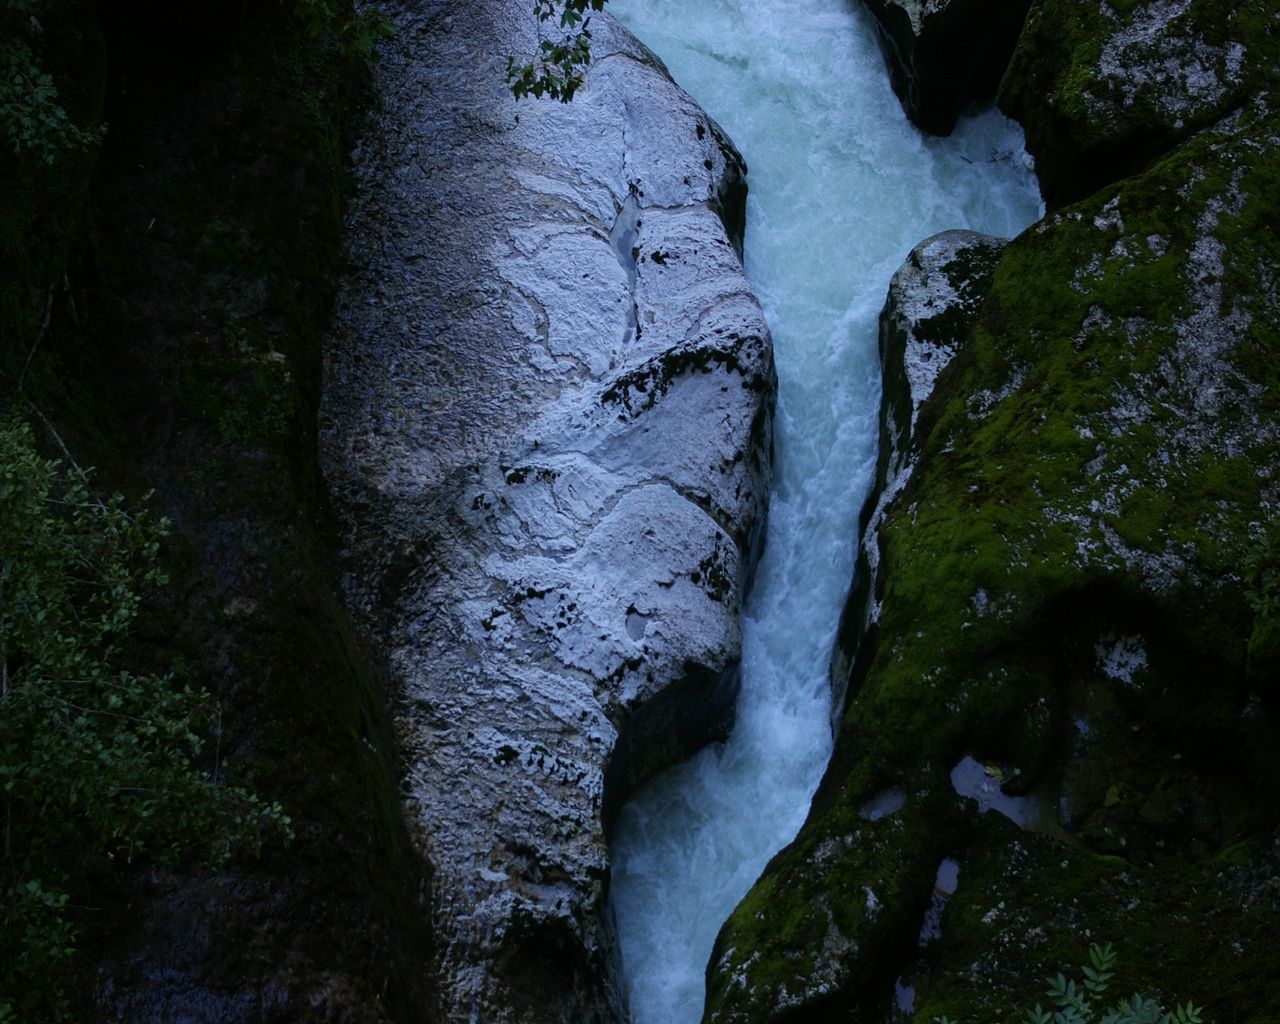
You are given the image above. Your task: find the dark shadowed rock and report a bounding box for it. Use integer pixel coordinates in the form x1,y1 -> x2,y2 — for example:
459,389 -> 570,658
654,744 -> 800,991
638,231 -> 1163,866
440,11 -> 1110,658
860,0 -> 1033,135
5,7 -> 438,1022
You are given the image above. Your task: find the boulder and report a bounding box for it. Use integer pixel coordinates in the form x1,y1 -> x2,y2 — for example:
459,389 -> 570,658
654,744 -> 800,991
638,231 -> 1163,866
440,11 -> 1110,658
860,0 -> 1033,135
831,229 -> 1010,717
999,0 -> 1280,207
706,103 -> 1280,1024
319,2 -> 774,1021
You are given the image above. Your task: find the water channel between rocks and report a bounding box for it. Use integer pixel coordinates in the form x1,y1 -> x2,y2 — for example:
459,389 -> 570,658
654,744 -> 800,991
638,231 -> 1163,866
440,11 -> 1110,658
604,1 -> 1044,1020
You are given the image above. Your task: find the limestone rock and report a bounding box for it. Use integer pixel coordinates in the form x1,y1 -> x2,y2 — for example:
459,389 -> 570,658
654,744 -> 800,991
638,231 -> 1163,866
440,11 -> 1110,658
860,0 -> 1032,135
319,2 -> 774,1021
1000,0 -> 1280,206
706,105 -> 1280,1024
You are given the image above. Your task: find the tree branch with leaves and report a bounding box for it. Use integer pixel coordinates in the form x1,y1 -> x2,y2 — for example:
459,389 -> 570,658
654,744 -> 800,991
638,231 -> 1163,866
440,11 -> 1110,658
507,0 -> 607,102
0,420 -> 289,1023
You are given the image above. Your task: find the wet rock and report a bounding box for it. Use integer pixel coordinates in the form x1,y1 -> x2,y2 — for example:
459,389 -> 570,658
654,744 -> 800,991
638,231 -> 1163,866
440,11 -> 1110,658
859,0 -> 1033,135
705,229 -> 1006,1024
319,2 -> 774,1021
705,104 -> 1280,1024
831,229 -> 1009,717
999,0 -> 1280,206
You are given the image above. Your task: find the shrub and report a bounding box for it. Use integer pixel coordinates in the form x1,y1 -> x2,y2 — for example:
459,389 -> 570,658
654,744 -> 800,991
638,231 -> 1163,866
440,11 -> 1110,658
0,419 -> 288,1022
507,0 -> 607,101
286,0 -> 394,55
0,0 -> 104,164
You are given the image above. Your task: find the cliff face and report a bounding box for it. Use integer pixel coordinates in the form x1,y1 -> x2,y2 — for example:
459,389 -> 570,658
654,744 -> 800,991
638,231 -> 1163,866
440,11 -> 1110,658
319,1 -> 774,1020
705,3 -> 1279,1022
3,5 -> 437,1022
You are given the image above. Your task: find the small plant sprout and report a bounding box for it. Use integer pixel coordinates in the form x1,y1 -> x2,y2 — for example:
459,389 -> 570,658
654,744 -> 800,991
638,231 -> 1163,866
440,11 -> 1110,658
933,944 -> 1205,1024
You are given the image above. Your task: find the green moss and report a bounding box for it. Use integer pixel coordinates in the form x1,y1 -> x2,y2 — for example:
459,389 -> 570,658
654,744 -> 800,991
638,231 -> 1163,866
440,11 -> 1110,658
706,775 -> 966,1023
912,816 -> 1280,1024
707,105 -> 1280,1024
1000,0 -> 1280,205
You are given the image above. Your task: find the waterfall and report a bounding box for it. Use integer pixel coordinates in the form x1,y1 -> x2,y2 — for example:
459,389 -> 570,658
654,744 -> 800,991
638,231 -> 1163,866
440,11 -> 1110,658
604,1 -> 1044,1021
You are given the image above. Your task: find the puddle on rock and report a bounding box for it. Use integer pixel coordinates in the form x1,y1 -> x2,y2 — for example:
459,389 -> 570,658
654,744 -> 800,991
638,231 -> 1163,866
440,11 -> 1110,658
950,755 -> 1067,838
859,786 -> 907,821
917,857 -> 960,947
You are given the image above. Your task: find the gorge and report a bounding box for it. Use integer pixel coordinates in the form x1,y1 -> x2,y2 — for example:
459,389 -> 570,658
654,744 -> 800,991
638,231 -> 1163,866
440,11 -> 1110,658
601,2 -> 1041,1021
0,0 -> 1276,1022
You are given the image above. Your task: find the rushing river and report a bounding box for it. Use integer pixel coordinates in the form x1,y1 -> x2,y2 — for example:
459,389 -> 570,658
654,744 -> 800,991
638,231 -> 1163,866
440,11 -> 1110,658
604,1 -> 1044,1021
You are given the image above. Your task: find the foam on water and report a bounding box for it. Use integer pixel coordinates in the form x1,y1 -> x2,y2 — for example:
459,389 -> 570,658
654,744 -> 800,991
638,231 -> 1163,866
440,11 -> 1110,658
605,1 -> 1043,1020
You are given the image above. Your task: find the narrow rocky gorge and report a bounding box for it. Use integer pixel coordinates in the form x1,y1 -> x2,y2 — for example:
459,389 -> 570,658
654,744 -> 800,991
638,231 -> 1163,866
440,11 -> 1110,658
319,2 -> 773,1019
705,1 -> 1279,1021
7,0 -> 1276,1020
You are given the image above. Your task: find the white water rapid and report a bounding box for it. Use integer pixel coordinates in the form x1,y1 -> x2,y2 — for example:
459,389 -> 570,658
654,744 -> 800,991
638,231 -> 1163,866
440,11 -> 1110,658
604,1 -> 1044,1021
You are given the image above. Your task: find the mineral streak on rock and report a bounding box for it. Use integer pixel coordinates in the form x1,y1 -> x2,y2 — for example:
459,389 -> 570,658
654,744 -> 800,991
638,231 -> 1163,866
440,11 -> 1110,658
319,1 -> 774,1021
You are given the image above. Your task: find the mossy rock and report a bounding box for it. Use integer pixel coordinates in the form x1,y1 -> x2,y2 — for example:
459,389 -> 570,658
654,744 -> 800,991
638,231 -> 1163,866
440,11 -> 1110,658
910,816 -> 1280,1024
705,103 -> 1280,1024
999,0 -> 1280,207
833,230 -> 1011,711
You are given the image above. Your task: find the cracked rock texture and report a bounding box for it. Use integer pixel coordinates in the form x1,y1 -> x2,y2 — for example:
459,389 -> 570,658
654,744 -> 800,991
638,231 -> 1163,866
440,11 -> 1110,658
1000,0 -> 1280,206
859,0 -> 1032,135
319,1 -> 773,1021
704,94 -> 1279,1024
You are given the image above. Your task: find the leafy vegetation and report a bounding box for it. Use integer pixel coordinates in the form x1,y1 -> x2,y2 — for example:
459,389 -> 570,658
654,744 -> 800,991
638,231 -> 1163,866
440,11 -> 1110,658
507,0 -> 607,101
936,945 -> 1205,1024
0,0 -> 103,164
0,420 -> 288,1022
0,0 -> 388,170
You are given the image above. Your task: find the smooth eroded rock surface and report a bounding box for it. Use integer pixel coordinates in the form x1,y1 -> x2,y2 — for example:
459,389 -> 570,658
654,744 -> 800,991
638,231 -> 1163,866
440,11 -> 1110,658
860,0 -> 1032,135
320,2 -> 774,1021
705,101 -> 1279,1024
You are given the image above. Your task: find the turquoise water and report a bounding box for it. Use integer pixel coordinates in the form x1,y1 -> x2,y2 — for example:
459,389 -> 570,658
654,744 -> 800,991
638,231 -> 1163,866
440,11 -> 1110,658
604,2 -> 1043,1020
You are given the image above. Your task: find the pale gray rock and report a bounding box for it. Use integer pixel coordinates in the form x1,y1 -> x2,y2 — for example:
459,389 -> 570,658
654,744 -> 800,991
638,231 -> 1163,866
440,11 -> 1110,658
319,2 -> 774,1022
